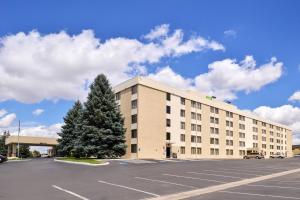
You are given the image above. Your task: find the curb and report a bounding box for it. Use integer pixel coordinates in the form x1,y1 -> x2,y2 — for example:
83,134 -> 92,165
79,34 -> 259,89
8,159 -> 32,162
54,159 -> 109,166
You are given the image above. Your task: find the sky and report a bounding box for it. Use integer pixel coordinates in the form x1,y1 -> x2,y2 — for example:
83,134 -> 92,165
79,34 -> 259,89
0,0 -> 300,147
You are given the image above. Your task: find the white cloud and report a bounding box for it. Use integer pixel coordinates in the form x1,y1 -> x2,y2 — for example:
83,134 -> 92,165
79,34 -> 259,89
253,105 -> 300,145
32,109 -> 44,116
148,66 -> 194,90
0,25 -> 224,103
0,113 -> 16,127
224,29 -> 237,38
144,24 -> 170,40
10,123 -> 62,138
0,109 -> 7,117
289,91 -> 300,102
194,56 -> 283,100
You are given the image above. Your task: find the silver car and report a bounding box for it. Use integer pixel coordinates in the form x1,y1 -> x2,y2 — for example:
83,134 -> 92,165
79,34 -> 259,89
270,153 -> 285,159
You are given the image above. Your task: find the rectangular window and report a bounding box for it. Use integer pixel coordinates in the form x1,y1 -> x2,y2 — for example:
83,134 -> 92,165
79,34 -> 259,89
197,148 -> 202,154
131,114 -> 137,124
131,85 -> 137,94
181,97 -> 185,105
166,119 -> 171,127
166,93 -> 171,101
191,101 -> 197,108
226,130 -> 233,136
239,124 -> 245,130
180,147 -> 185,154
253,119 -> 258,125
191,112 -> 196,119
191,124 -> 196,131
197,113 -> 201,120
197,136 -> 201,143
166,132 -> 171,140
239,132 -> 245,138
180,122 -> 185,130
191,147 -> 196,155
226,149 -> 234,155
262,129 -> 266,134
239,115 -> 245,121
262,136 -> 266,141
131,129 -> 137,138
262,144 -> 266,149
180,134 -> 185,142
131,144 -> 137,153
197,102 -> 201,109
270,138 -> 274,142
115,92 -> 120,100
239,141 -> 245,147
166,106 -> 171,114
180,109 -> 185,117
226,139 -> 233,146
253,143 -> 258,148
239,150 -> 245,156
197,125 -> 201,132
191,135 -> 196,143
262,122 -> 266,127
131,100 -> 137,109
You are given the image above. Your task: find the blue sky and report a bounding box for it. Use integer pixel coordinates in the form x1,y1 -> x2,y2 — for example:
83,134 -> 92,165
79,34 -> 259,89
0,0 -> 300,144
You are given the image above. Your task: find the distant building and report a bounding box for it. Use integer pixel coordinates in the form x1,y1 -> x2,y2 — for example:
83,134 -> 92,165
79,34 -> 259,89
292,145 -> 300,155
114,76 -> 293,159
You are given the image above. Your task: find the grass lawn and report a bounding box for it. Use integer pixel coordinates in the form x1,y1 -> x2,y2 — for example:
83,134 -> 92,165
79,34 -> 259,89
8,157 -> 27,160
57,157 -> 103,164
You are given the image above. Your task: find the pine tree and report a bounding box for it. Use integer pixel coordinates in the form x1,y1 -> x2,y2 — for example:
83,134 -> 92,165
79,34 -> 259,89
80,74 -> 126,158
0,134 -> 7,155
57,100 -> 83,156
19,144 -> 31,158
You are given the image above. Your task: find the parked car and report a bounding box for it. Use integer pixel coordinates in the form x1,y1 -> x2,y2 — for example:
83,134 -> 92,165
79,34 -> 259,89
0,154 -> 8,163
41,154 -> 50,158
243,149 -> 265,159
270,153 -> 286,159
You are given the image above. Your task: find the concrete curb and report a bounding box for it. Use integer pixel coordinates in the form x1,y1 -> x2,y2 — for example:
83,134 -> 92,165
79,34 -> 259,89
8,159 -> 32,162
54,159 -> 109,166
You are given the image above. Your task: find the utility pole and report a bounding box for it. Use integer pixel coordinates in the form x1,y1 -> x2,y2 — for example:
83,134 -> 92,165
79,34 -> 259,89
17,120 -> 20,158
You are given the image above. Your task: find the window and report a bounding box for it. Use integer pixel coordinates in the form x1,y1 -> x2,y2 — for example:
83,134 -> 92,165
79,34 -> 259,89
210,117 -> 219,124
191,147 -> 196,154
191,112 -> 196,120
131,129 -> 137,138
252,127 -> 258,132
197,125 -> 201,132
197,148 -> 202,154
131,144 -> 137,153
226,149 -> 234,155
197,113 -> 201,120
262,144 -> 266,149
210,107 -> 219,114
131,100 -> 137,109
253,119 -> 258,125
262,122 -> 266,127
239,150 -> 246,156
210,148 -> 219,155
180,109 -> 185,117
181,97 -> 185,105
115,92 -> 120,100
270,145 -> 274,149
166,119 -> 171,127
191,101 -> 197,108
191,135 -> 196,143
253,135 -> 258,140
226,111 -> 233,118
226,130 -> 233,136
270,131 -> 274,136
210,127 -> 219,134
262,129 -> 266,134
270,138 -> 274,143
262,136 -> 266,141
180,146 -> 185,154
210,138 -> 219,145
166,132 -> 171,140
239,124 -> 245,130
131,114 -> 137,124
196,102 -> 201,109
191,124 -> 196,131
226,121 -> 233,127
253,143 -> 258,148
180,122 -> 185,129
166,93 -> 171,101
226,139 -> 233,146
180,134 -> 185,142
270,124 -> 274,129
239,115 -> 245,121
239,132 -> 245,138
239,141 -> 245,147
131,85 -> 137,94
166,106 -> 171,114
197,136 -> 201,143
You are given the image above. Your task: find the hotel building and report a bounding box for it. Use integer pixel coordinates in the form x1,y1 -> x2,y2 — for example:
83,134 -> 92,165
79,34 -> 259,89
113,77 -> 293,159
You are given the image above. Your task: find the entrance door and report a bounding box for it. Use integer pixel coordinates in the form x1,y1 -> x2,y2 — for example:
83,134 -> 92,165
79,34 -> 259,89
166,147 -> 171,158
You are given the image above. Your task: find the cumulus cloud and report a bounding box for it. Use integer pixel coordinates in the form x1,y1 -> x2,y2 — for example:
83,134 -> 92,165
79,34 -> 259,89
10,123 -> 62,138
148,66 -> 194,90
32,109 -> 44,116
0,113 -> 16,127
0,25 -> 224,103
194,56 -> 283,100
253,105 -> 300,145
0,109 -> 7,117
289,91 -> 300,102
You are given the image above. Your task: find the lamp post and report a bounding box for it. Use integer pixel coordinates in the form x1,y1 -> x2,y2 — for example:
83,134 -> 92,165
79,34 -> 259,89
17,120 -> 20,158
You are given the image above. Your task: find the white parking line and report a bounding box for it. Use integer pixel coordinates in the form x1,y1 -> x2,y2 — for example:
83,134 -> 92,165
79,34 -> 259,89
218,190 -> 300,199
187,171 -> 243,179
249,184 -> 300,190
163,174 -> 226,183
135,177 -> 196,189
201,169 -> 260,176
52,185 -> 90,200
97,180 -> 159,197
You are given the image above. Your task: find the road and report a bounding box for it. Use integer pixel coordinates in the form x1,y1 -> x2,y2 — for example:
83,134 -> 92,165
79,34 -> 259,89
0,158 -> 300,200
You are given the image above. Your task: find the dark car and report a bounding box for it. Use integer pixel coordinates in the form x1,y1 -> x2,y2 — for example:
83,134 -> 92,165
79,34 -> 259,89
0,154 -> 8,163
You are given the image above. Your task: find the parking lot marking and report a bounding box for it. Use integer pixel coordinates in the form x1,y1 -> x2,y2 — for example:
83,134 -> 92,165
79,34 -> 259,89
52,185 -> 90,200
249,184 -> 300,190
218,191 -> 300,199
201,169 -> 260,176
97,180 -> 160,197
148,167 -> 300,200
163,174 -> 226,183
187,171 -> 243,179
135,177 -> 196,189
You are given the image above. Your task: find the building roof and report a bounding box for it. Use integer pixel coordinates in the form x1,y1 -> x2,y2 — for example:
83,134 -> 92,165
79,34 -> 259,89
5,136 -> 58,146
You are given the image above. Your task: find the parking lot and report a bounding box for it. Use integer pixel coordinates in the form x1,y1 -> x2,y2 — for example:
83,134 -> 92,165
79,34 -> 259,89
0,158 -> 300,200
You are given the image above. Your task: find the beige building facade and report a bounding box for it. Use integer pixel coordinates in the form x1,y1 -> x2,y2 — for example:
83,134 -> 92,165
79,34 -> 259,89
114,77 -> 293,160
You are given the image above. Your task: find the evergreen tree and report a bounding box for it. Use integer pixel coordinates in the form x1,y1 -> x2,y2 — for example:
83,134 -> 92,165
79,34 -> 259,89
0,134 -> 7,155
57,100 -> 83,156
80,74 -> 126,158
19,144 -> 31,158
